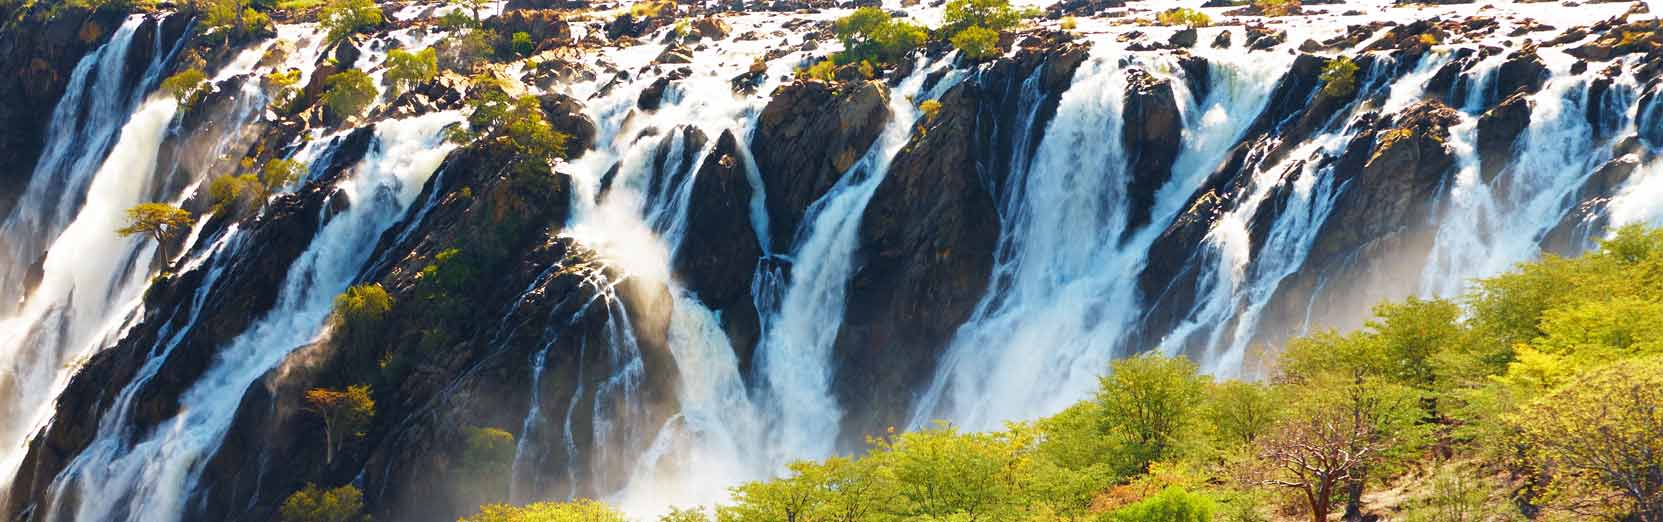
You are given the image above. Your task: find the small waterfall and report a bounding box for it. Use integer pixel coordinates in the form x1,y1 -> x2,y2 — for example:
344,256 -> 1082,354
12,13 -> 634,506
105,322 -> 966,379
751,54 -> 954,463
40,111 -> 461,522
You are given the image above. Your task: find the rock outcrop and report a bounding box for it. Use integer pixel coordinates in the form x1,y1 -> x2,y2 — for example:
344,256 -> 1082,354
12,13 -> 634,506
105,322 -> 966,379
751,80 -> 891,247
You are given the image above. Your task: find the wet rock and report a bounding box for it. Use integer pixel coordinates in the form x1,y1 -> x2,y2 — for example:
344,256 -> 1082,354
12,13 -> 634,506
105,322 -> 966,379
654,42 -> 694,64
1493,44 -> 1550,98
538,92 -> 597,157
485,9 -> 573,48
1123,68 -> 1183,236
1213,29 -> 1233,48
1244,24 -> 1286,50
1475,91 -> 1531,181
637,69 -> 689,110
1170,27 -> 1198,47
691,16 -> 732,39
676,130 -> 764,369
752,80 -> 891,247
1045,0 -> 1126,17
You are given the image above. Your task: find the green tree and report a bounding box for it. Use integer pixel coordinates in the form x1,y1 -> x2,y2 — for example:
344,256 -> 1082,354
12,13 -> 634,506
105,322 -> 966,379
332,283 -> 392,354
280,484 -> 368,522
511,31 -> 534,57
950,25 -> 1000,61
1205,379 -> 1279,448
450,0 -> 490,22
1510,356 -> 1663,521
304,384 -> 374,464
1096,353 -> 1208,471
160,68 -> 209,109
265,68 -> 304,113
321,69 -> 377,122
116,202 -> 193,260
320,0 -> 381,43
833,7 -> 928,66
940,0 -> 1033,35
1319,56 -> 1360,99
1154,7 -> 1211,28
262,158 -> 308,192
382,47 -> 436,97
658,507 -> 710,522
207,173 -> 263,214
462,499 -> 628,522
1109,487 -> 1214,522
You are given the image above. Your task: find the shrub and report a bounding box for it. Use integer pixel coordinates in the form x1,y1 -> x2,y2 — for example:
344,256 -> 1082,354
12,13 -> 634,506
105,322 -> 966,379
207,173 -> 262,214
833,7 -> 928,66
304,385 -> 375,465
1510,356 -> 1663,520
160,68 -> 209,109
1418,32 -> 1439,46
1060,16 -> 1077,31
333,283 -> 392,353
1318,55 -> 1359,98
320,69 -> 377,121
383,47 -> 437,97
1155,7 -> 1211,28
320,0 -> 381,44
950,25 -> 1000,61
1252,0 -> 1298,16
628,0 -> 673,18
799,58 -> 837,82
1109,487 -> 1214,522
280,484 -> 367,522
461,426 -> 516,475
261,158 -> 307,191
510,31 -> 533,57
438,8 -> 476,30
941,0 -> 1036,35
919,99 -> 942,120
264,68 -> 303,112
463,499 -> 628,522
435,29 -> 496,72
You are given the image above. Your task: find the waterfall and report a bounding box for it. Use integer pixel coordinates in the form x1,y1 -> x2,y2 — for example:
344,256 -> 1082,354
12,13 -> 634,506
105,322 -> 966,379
39,111 -> 461,522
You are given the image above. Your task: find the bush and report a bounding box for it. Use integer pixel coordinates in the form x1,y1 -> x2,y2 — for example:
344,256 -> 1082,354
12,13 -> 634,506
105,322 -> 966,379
383,47 -> 437,97
333,283 -> 392,353
453,78 -> 569,160
1252,0 -> 1298,16
941,0 -> 1035,34
1109,487 -> 1214,522
461,426 -> 516,475
207,173 -> 262,214
304,385 -> 375,465
320,69 -> 377,121
1155,7 -> 1211,28
280,484 -> 367,522
264,68 -> 303,112
463,499 -> 628,522
320,0 -> 381,43
510,31 -> 533,57
833,7 -> 928,66
435,29 -> 496,72
438,8 -> 476,30
628,0 -> 673,18
1318,55 -> 1359,99
799,58 -> 837,82
160,68 -> 209,109
919,99 -> 942,120
261,158 -> 307,191
1060,16 -> 1077,31
950,25 -> 1000,61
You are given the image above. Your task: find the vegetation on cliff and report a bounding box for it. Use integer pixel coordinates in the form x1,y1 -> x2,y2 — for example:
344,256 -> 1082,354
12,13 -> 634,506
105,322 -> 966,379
447,225 -> 1663,522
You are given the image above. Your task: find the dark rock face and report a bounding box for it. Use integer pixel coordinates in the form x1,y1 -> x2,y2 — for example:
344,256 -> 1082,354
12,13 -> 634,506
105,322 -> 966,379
485,9 -> 573,47
539,92 -> 598,157
1475,91 -> 1531,181
1122,68 -> 1183,237
1492,45 -> 1549,101
676,130 -> 764,371
751,80 -> 891,247
830,43 -> 1086,447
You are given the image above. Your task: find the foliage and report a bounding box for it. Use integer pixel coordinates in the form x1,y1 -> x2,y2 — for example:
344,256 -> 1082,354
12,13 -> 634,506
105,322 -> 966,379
941,0 -> 1035,35
438,7 -> 476,30
451,0 -> 491,21
160,68 -> 209,109
265,68 -> 303,113
280,484 -> 368,522
321,69 -> 377,121
919,99 -> 942,121
320,0 -> 381,43
1319,56 -> 1359,99
332,283 -> 392,356
304,385 -> 374,464
192,0 -> 272,41
511,31 -> 534,57
1096,353 -> 1207,471
799,58 -> 838,82
1059,16 -> 1077,31
950,25 -> 1000,61
628,0 -> 673,18
1510,356 -> 1663,520
462,499 -> 628,522
1155,8 -> 1211,28
262,158 -> 307,191
452,78 -> 568,161
1252,0 -> 1299,16
461,426 -> 516,475
1109,487 -> 1214,522
435,29 -> 496,72
1401,464 -> 1518,522
833,7 -> 928,66
383,47 -> 437,97
207,173 -> 263,214
116,202 -> 193,248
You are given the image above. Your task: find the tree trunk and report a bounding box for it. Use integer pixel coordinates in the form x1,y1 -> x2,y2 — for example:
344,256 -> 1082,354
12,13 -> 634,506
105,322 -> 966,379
1343,467 -> 1368,521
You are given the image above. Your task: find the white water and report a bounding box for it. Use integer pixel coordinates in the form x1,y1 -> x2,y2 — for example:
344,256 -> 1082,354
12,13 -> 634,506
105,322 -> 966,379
40,111 -> 460,522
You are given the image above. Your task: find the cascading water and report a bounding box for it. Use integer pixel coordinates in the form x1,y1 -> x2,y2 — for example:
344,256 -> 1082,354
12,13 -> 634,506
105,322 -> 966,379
39,111 -> 460,522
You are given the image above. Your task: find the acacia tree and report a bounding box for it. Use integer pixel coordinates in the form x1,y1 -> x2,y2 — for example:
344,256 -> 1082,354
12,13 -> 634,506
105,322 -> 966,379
116,202 -> 193,261
1095,353 -> 1207,471
304,385 -> 374,465
1260,412 -> 1375,522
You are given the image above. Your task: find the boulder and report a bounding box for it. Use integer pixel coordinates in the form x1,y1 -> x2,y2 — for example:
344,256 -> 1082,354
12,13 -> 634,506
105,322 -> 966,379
1122,68 -> 1183,236
1475,91 -> 1531,181
539,92 -> 598,157
654,42 -> 694,64
1493,44 -> 1550,100
675,130 -> 764,368
691,16 -> 732,39
751,80 -> 891,247
1169,27 -> 1198,47
484,9 -> 573,47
